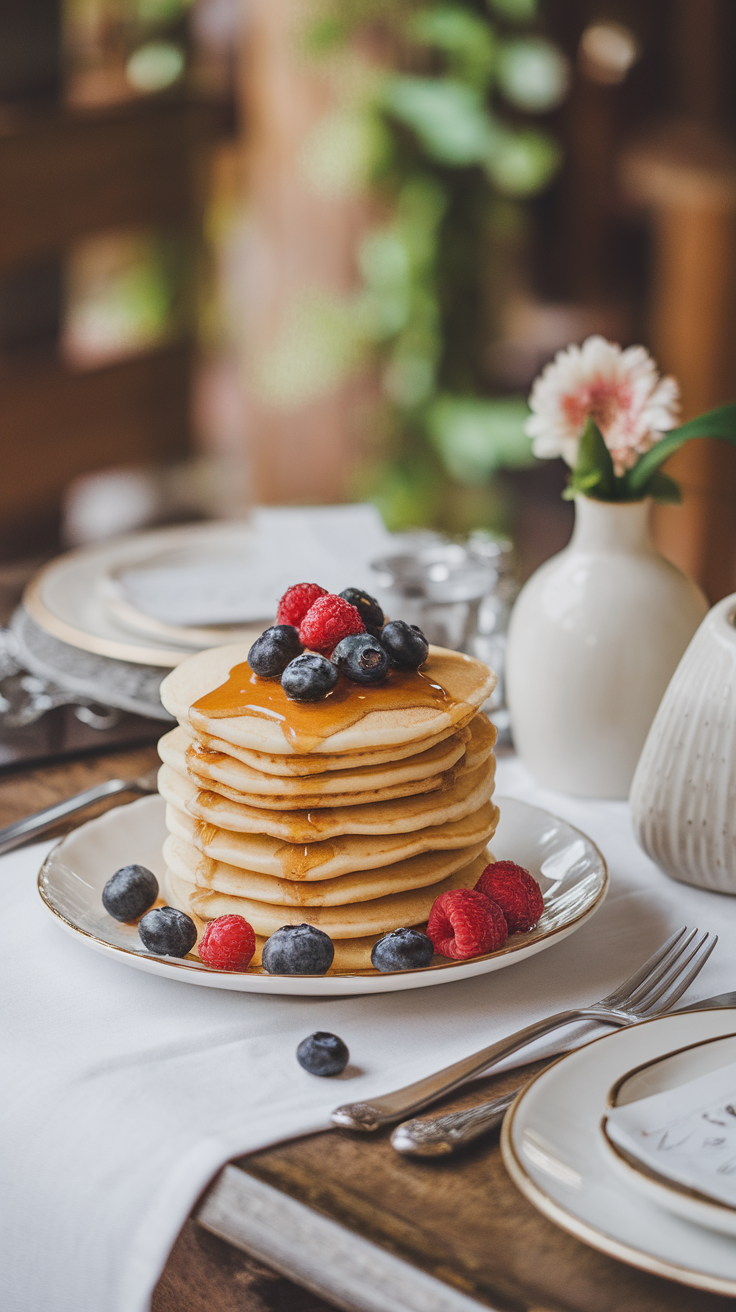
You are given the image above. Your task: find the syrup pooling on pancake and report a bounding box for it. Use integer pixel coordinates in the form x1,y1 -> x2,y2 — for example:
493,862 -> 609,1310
189,652 -> 475,753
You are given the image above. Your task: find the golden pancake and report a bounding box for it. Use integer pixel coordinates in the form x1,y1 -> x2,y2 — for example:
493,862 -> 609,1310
159,754 -> 495,841
160,644 -> 496,755
162,718 -> 492,797
164,831 -> 492,905
190,718 -> 473,776
165,850 -> 487,938
166,800 -> 500,879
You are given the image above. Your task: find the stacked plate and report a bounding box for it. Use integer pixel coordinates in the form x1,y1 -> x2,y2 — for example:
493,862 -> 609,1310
502,1009 -> 736,1294
13,508 -> 395,721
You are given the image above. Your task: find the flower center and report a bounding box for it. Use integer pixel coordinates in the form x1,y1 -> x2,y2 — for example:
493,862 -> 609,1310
562,377 -> 634,437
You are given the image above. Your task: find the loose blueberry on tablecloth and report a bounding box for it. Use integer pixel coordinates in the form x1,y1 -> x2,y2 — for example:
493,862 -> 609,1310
297,1032 -> 350,1076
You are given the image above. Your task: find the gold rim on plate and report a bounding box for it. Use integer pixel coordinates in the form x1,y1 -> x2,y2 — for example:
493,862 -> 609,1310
23,571 -> 194,667
501,1013 -> 736,1296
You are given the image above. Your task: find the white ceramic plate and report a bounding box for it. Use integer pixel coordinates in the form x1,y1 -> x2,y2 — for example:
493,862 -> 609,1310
502,1011 -> 736,1294
38,793 -> 607,996
600,1035 -> 736,1237
23,523 -> 265,668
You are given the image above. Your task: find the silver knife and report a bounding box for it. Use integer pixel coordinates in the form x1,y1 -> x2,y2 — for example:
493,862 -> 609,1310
389,992 -> 736,1156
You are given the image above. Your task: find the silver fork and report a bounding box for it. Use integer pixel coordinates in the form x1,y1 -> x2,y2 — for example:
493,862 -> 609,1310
0,766 -> 159,856
331,927 -> 716,1133
392,983 -> 733,1156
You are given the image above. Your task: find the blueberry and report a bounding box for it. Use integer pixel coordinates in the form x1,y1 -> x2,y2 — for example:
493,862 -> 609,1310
380,620 -> 429,670
332,632 -> 390,685
138,906 -> 197,957
248,625 -> 303,678
102,864 -> 159,922
339,587 -> 384,636
281,653 -> 338,702
371,927 -> 435,972
296,1031 -> 349,1076
261,923 -> 335,974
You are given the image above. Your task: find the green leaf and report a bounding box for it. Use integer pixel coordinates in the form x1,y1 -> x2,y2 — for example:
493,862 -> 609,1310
645,471 -> 682,504
569,418 -> 616,499
625,404 -> 736,495
496,38 -> 569,113
426,395 -> 533,481
382,76 -> 494,166
484,126 -> 562,196
487,0 -> 537,21
409,7 -> 496,88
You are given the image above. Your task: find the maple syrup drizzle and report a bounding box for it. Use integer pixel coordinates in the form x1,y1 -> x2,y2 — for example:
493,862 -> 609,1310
274,839 -> 341,879
190,654 -> 471,754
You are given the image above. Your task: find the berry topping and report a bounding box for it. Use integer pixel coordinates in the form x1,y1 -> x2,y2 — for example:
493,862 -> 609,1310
261,923 -> 335,975
427,888 -> 508,960
296,1031 -> 349,1077
339,587 -> 384,636
299,594 -> 365,653
138,906 -> 197,957
332,632 -> 390,685
248,624 -> 303,678
371,927 -> 434,972
474,861 -> 544,933
276,582 -> 328,629
281,652 -> 338,702
199,914 -> 256,971
380,619 -> 429,670
102,864 -> 158,922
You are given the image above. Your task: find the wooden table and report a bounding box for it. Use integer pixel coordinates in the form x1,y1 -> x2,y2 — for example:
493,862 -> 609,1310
4,747 -> 734,1312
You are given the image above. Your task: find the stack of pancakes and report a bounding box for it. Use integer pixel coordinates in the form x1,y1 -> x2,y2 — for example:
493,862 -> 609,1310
157,642 -> 499,971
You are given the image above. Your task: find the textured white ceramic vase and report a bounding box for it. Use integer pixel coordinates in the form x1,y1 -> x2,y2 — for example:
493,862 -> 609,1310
630,593 -> 736,892
506,497 -> 708,799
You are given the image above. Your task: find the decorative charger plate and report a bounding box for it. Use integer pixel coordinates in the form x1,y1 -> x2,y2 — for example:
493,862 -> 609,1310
38,793 -> 607,996
502,1011 -> 736,1295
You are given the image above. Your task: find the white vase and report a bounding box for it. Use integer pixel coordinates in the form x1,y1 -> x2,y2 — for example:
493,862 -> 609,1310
630,593 -> 736,892
506,496 -> 708,798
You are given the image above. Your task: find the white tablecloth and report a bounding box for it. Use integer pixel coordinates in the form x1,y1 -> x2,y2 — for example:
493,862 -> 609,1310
3,757 -> 736,1312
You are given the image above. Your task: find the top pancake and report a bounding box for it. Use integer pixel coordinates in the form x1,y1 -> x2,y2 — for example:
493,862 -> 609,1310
160,643 -> 496,756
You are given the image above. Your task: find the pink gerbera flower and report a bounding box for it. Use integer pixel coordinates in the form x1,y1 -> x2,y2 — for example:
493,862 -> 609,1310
525,336 -> 680,476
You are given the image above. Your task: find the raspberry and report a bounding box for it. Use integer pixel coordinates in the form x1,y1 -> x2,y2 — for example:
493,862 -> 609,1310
299,594 -> 365,654
276,583 -> 328,629
427,888 -> 508,960
199,914 -> 256,971
474,861 -> 544,933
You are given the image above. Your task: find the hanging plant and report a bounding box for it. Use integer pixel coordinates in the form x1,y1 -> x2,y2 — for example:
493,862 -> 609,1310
283,0 -> 571,529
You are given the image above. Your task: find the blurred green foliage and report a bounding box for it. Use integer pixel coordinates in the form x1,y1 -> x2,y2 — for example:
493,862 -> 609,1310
266,0 -> 569,530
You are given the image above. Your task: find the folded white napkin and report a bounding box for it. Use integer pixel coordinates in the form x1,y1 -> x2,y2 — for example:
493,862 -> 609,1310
606,1057 -> 736,1207
4,756 -> 736,1312
118,505 -> 395,626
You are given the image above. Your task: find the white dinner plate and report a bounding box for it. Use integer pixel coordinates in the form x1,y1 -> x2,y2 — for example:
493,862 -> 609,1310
23,523 -> 266,668
600,1034 -> 736,1237
502,1011 -> 736,1294
38,793 -> 607,996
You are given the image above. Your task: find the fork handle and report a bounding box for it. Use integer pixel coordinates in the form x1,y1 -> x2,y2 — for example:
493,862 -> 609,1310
331,1007 -> 603,1131
0,778 -> 135,856
390,1090 -> 518,1156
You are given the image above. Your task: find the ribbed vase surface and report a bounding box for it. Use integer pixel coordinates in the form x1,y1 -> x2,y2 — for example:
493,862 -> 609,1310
630,594 -> 736,893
